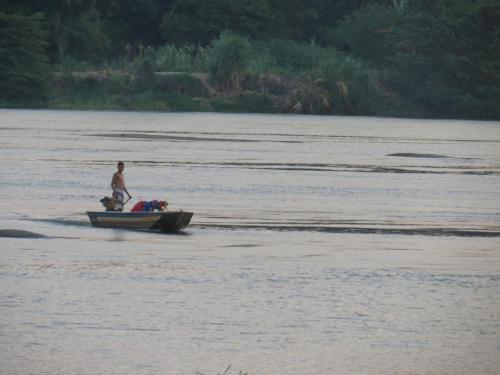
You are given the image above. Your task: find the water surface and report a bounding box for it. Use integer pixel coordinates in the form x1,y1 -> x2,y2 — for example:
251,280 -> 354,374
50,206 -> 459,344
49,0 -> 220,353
1,110 -> 500,374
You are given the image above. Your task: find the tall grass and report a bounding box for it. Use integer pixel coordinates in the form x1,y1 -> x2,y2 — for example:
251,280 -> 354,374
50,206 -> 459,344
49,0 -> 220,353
207,32 -> 250,91
249,39 -> 330,76
148,45 -> 210,72
49,72 -> 206,111
245,37 -> 387,114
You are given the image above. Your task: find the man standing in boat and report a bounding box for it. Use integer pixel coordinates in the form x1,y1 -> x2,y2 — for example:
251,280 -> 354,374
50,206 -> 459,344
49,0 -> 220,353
111,161 -> 132,211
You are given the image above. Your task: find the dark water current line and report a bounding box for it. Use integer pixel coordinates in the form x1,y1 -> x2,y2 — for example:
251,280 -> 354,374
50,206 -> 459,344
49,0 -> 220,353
32,159 -> 500,176
90,133 -> 302,143
193,223 -> 500,237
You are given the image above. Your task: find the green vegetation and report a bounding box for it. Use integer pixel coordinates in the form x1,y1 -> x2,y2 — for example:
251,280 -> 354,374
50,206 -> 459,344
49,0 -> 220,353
49,72 -> 207,111
208,32 -> 250,91
1,0 -> 499,119
334,0 -> 500,118
0,12 -> 50,106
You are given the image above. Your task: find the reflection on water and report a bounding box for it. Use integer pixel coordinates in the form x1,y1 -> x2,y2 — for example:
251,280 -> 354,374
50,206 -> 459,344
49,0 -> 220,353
1,109 -> 500,374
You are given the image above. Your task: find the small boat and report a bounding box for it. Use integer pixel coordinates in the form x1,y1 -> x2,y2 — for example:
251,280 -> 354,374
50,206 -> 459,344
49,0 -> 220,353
86,211 -> 193,232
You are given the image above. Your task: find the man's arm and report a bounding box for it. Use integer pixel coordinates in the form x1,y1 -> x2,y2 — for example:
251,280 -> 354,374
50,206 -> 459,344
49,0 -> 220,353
124,187 -> 132,199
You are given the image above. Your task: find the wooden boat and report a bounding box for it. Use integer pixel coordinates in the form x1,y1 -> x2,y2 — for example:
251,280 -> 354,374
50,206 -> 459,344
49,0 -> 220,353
86,211 -> 193,232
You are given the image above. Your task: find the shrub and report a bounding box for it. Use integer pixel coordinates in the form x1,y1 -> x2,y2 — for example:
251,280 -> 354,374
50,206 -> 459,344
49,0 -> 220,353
235,92 -> 276,113
245,74 -> 287,95
208,31 -> 250,91
153,74 -> 209,97
286,75 -> 331,114
210,92 -> 276,113
319,54 -> 386,115
249,39 -> 329,76
150,44 -> 209,72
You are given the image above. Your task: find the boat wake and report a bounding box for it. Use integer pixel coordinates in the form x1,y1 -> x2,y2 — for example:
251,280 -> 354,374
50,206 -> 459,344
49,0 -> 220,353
21,217 -> 91,227
193,222 -> 500,238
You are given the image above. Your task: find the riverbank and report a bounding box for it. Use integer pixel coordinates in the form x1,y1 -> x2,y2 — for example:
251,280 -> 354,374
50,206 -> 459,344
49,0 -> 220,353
48,70 -> 284,114
7,67 -> 498,120
3,29 -> 499,119
3,68 -> 410,118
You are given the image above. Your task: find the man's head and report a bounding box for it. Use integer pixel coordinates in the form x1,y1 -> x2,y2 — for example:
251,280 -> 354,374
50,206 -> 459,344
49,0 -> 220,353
117,161 -> 124,172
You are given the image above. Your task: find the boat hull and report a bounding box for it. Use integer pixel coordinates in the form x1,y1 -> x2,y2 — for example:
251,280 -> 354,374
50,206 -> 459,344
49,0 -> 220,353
86,211 -> 193,232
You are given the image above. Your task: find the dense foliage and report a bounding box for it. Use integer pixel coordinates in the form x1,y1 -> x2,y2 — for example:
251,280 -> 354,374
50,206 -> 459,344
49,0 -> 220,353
1,0 -> 499,118
0,12 -> 50,104
335,0 -> 500,118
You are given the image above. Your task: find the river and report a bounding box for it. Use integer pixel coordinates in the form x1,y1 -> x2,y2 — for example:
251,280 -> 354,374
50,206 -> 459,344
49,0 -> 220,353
1,109 -> 499,374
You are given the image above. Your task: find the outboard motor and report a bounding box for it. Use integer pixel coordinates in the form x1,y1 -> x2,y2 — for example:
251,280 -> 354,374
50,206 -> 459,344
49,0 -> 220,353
100,197 -> 117,211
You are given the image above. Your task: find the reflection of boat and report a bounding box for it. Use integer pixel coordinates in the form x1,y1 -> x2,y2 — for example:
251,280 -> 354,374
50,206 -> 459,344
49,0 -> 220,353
86,211 -> 193,232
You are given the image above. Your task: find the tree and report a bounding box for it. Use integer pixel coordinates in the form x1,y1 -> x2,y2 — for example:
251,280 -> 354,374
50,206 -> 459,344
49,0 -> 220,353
334,0 -> 409,64
0,0 -> 109,62
267,0 -> 319,40
0,12 -> 50,102
388,0 -> 500,117
335,0 -> 500,118
50,0 -> 109,62
161,0 -> 272,45
98,0 -> 173,49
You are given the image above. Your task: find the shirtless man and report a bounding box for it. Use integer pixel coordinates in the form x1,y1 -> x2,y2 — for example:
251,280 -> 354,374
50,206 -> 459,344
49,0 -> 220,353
111,161 -> 132,211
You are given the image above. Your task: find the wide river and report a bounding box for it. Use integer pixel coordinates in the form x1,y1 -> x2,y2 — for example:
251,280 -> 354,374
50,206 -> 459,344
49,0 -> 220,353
1,109 -> 499,374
